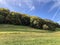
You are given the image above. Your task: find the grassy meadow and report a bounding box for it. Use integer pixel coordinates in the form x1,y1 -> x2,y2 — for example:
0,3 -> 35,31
0,24 -> 60,45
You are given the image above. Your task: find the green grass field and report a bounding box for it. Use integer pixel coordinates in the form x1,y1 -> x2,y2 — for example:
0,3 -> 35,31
0,24 -> 60,45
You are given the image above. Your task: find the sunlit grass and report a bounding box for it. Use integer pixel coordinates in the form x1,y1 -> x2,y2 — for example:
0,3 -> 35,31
0,24 -> 60,45
0,32 -> 60,45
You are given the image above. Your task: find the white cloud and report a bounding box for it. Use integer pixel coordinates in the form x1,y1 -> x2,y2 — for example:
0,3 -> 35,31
0,0 -> 7,5
57,20 -> 60,24
36,0 -> 60,21
36,0 -> 60,12
48,0 -> 60,20
49,0 -> 60,12
0,0 -> 16,11
0,0 -> 60,22
0,0 -> 60,11
7,0 -> 35,11
18,0 -> 35,11
29,6 -> 35,11
37,0 -> 51,3
52,7 -> 60,20
19,3 -> 22,7
22,0 -> 34,8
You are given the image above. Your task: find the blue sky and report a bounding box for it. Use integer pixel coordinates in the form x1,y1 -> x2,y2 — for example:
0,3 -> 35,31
0,0 -> 60,24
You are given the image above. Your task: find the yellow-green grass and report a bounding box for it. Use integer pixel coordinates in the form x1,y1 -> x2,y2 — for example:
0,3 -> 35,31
0,24 -> 60,45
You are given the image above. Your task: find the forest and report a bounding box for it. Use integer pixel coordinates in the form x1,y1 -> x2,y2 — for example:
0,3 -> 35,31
0,8 -> 60,31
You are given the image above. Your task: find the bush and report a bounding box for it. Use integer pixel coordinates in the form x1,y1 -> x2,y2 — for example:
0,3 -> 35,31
42,24 -> 56,31
0,15 -> 4,23
21,14 -> 30,26
42,24 -> 49,30
0,8 -> 58,31
0,8 -> 10,15
30,16 -> 45,29
48,25 -> 56,31
0,8 -> 10,23
30,16 -> 40,28
6,12 -> 22,24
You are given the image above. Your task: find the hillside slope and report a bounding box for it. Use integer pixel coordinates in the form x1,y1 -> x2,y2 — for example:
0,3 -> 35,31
0,8 -> 60,31
0,24 -> 60,45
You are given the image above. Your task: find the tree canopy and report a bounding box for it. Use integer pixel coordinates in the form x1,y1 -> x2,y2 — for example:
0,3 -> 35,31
0,8 -> 60,31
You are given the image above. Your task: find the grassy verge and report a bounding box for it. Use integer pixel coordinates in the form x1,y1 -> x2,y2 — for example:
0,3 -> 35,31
0,24 -> 60,45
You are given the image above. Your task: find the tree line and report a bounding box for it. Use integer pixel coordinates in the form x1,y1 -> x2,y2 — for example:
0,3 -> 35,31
0,8 -> 60,31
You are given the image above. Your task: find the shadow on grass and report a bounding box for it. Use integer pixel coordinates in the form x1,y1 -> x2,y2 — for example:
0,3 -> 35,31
0,24 -> 58,33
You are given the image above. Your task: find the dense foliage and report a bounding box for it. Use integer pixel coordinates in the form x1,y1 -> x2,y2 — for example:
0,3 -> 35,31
0,8 -> 60,31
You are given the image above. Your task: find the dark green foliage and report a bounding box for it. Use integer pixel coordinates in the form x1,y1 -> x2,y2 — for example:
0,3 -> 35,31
0,8 -> 10,15
6,12 -> 22,25
0,8 -> 59,31
48,25 -> 56,31
21,14 -> 30,26
0,15 -> 4,23
30,16 -> 45,29
54,23 -> 60,28
30,16 -> 40,28
43,19 -> 57,31
0,8 -> 10,23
